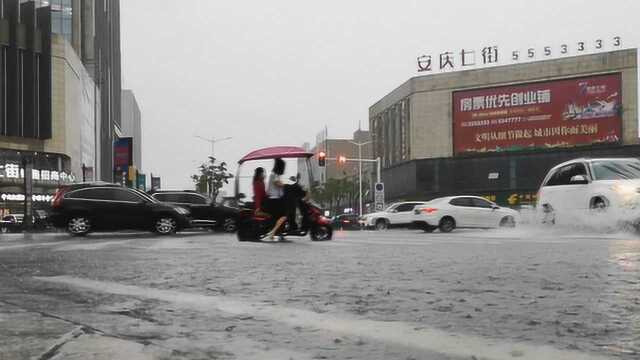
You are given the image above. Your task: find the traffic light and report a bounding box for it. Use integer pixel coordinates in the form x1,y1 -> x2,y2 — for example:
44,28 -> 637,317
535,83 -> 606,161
338,155 -> 347,165
318,151 -> 326,167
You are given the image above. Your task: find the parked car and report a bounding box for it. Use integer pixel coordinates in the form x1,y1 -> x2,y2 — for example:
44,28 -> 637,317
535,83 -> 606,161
0,212 -> 50,233
537,158 -> 640,228
49,182 -> 192,236
360,202 -> 429,230
1,214 -> 24,233
331,214 -> 362,230
150,190 -> 239,232
412,196 -> 518,233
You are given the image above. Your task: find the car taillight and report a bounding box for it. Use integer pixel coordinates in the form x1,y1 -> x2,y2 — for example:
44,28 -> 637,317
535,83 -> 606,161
51,187 -> 67,208
421,208 -> 438,214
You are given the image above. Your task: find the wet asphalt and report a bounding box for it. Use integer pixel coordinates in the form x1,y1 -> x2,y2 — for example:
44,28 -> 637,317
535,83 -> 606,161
0,227 -> 638,360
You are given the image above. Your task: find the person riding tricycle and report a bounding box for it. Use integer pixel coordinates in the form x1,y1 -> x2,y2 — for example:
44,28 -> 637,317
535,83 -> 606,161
235,146 -> 333,242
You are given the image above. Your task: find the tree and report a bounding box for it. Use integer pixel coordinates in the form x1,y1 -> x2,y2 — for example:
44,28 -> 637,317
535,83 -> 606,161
312,176 -> 368,215
191,156 -> 234,200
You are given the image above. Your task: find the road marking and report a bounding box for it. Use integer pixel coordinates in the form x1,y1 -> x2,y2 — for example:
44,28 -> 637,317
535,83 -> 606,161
35,276 -> 611,360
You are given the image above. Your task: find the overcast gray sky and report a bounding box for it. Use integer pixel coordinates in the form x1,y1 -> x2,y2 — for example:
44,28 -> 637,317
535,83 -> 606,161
120,0 -> 638,190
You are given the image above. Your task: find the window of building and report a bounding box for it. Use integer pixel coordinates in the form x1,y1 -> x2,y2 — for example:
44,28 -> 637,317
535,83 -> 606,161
50,0 -> 73,42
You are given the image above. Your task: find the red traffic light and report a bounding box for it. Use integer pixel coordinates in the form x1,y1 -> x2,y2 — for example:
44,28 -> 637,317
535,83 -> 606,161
318,151 -> 326,167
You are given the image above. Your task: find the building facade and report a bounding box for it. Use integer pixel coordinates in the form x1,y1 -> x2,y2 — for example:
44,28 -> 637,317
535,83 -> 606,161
0,0 -> 117,215
92,0 -> 121,181
370,49 -> 639,205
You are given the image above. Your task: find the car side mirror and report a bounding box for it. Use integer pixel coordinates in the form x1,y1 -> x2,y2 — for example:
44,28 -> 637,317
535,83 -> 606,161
570,175 -> 589,184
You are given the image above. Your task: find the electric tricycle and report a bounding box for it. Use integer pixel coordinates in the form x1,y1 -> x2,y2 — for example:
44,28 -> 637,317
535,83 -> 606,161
235,146 -> 333,242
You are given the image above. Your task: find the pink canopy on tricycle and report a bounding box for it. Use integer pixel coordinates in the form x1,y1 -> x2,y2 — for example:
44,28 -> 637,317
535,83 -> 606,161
238,146 -> 313,164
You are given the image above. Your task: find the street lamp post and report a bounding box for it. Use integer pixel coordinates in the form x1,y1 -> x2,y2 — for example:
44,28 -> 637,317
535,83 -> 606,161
348,141 -> 372,218
194,136 -> 233,159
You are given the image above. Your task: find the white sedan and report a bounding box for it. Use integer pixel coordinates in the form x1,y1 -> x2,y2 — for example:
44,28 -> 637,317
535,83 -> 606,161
412,196 -> 518,233
361,202 -> 428,230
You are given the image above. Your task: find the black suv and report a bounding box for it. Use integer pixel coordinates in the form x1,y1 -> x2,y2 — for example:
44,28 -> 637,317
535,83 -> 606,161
49,182 -> 192,236
150,190 -> 239,232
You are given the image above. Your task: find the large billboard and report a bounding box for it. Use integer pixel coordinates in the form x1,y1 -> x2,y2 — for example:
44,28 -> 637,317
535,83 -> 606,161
453,73 -> 622,155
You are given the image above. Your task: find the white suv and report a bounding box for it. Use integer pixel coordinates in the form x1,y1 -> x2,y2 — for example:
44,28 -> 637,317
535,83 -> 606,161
537,158 -> 640,227
361,202 -> 428,230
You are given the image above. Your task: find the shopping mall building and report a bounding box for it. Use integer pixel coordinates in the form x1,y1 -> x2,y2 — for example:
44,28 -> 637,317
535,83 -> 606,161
0,0 -> 121,215
369,48 -> 638,206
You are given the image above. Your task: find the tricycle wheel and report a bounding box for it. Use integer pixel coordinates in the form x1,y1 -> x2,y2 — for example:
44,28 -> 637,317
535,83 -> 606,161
237,220 -> 260,242
311,225 -> 333,241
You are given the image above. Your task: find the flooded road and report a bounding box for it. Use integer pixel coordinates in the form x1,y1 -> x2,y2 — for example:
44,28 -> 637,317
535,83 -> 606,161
0,229 -> 638,359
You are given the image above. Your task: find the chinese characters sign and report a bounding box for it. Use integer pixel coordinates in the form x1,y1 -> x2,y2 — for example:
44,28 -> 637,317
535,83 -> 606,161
452,73 -> 622,155
0,164 -> 74,182
418,47 -> 499,72
418,37 -> 622,74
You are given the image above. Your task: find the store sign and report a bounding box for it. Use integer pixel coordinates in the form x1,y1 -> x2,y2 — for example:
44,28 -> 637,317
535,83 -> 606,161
0,164 -> 75,182
417,36 -> 623,74
0,193 -> 54,203
453,73 -> 622,155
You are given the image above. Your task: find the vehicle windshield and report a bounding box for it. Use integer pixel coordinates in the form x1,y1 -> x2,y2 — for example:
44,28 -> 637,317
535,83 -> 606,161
591,160 -> 640,180
384,204 -> 398,212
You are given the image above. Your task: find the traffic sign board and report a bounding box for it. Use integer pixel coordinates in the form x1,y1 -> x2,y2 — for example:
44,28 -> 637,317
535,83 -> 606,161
374,182 -> 384,210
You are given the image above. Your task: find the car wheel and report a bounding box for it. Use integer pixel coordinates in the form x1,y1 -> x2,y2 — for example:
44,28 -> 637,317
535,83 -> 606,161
439,217 -> 455,233
591,197 -> 607,212
541,204 -> 556,225
67,216 -> 91,236
375,219 -> 388,230
223,218 -> 237,233
154,216 -> 177,235
499,216 -> 516,228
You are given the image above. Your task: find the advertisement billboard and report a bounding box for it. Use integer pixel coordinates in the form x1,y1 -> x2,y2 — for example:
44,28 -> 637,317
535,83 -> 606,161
113,137 -> 133,172
453,73 -> 622,155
